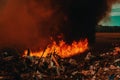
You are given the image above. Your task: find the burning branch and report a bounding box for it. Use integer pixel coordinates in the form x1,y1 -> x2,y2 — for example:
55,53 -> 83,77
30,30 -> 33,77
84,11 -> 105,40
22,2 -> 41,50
51,50 -> 60,67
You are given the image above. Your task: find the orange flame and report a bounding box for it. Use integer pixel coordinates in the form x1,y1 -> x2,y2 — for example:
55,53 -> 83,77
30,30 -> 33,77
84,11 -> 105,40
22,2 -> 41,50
23,39 -> 88,58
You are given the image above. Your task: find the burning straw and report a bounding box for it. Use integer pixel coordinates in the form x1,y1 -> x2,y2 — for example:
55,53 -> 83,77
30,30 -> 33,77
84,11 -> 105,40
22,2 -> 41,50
23,38 -> 88,58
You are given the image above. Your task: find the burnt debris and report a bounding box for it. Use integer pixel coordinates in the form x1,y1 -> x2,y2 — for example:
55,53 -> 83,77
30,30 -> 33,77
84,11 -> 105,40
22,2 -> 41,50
0,46 -> 120,79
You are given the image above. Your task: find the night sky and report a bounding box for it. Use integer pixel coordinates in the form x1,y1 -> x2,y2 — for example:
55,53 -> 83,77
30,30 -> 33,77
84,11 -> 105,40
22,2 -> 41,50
100,3 -> 120,26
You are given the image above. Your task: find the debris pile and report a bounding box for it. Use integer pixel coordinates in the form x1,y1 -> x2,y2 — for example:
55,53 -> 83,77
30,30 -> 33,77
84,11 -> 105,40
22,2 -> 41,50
0,47 -> 120,79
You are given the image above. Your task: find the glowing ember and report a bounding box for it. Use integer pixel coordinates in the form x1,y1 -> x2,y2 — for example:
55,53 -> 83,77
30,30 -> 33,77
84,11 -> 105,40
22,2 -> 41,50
23,39 -> 88,58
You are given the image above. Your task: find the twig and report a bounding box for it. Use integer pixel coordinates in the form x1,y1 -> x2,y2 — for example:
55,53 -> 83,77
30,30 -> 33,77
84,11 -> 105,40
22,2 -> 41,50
35,44 -> 48,71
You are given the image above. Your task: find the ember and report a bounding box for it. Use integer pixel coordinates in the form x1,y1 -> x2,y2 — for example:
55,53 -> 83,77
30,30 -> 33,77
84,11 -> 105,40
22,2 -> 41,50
23,38 -> 88,58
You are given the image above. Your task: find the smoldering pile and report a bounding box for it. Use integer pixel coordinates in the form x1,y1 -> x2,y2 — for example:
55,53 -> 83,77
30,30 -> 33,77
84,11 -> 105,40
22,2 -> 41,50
0,45 -> 120,80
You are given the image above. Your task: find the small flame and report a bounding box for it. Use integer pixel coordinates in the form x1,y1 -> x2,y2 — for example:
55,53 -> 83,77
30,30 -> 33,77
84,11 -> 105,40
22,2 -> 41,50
23,38 -> 88,58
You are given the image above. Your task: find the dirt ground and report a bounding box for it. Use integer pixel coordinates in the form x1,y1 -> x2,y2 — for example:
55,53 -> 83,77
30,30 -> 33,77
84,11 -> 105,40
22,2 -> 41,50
95,32 -> 120,46
73,32 -> 120,61
96,33 -> 120,43
92,32 -> 120,53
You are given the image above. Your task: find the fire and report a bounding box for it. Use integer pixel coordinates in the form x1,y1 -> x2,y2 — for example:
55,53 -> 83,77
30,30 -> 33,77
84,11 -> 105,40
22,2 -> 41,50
23,39 -> 88,58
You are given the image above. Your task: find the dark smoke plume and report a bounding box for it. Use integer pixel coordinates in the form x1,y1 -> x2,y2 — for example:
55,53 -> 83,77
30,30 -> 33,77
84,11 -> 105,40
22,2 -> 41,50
0,0 -> 119,51
0,0 -> 64,51
58,0 -> 119,44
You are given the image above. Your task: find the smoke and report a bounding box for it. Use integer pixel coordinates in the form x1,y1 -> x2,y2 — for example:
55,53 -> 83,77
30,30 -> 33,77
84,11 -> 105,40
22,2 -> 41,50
0,0 -> 64,51
0,0 -> 119,51
97,0 -> 119,22
59,0 -> 120,43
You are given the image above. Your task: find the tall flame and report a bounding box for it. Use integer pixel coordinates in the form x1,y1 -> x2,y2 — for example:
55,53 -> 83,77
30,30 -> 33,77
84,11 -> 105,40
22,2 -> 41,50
23,38 -> 88,58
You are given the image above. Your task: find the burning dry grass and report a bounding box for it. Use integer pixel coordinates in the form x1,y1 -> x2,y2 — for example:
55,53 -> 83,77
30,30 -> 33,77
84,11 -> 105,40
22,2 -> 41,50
0,32 -> 120,79
23,38 -> 88,58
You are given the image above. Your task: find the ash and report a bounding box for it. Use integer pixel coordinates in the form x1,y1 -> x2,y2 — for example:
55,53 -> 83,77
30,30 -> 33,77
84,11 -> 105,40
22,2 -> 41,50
0,46 -> 120,80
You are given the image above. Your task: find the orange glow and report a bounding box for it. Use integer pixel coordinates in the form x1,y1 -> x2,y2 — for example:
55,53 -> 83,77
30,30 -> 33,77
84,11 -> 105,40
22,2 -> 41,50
23,39 -> 88,58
